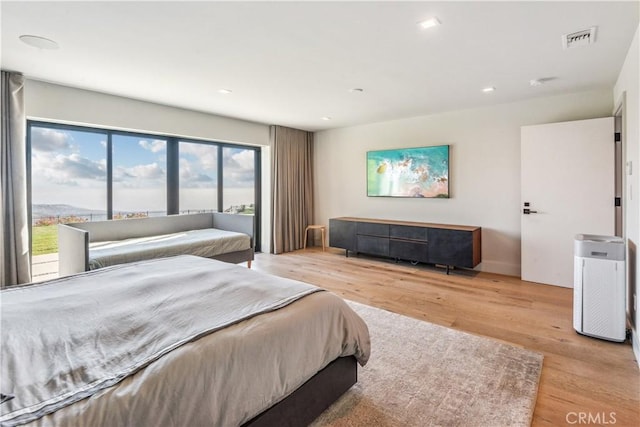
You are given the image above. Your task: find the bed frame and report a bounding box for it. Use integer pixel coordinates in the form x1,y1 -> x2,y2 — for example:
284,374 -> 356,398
244,356 -> 357,427
58,212 -> 255,275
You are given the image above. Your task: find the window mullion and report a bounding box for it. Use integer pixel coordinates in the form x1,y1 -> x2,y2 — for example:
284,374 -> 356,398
107,133 -> 113,220
217,144 -> 223,213
167,138 -> 179,215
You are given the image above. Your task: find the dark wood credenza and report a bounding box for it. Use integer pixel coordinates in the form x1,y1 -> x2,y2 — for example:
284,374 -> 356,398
329,217 -> 481,273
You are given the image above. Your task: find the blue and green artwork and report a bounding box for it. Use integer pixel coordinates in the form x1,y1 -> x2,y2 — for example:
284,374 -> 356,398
367,145 -> 449,198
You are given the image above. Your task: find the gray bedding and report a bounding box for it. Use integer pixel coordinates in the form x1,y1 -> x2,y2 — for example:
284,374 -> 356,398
87,228 -> 250,269
1,255 -> 370,427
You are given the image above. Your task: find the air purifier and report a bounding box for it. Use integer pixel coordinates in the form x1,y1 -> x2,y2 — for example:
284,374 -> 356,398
573,234 -> 626,342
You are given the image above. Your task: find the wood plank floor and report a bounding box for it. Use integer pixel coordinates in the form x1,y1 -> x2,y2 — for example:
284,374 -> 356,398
252,248 -> 640,427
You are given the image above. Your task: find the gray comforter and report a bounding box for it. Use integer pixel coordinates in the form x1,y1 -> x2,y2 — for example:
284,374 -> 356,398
0,256 -> 370,426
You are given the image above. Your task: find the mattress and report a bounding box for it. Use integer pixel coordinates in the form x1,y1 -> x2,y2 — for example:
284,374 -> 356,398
1,256 -> 370,427
88,228 -> 251,269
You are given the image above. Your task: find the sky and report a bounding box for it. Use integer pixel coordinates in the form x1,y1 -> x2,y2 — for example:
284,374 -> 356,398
31,125 -> 256,214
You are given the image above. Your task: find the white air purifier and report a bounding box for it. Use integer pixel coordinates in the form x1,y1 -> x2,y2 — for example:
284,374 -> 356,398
573,234 -> 626,342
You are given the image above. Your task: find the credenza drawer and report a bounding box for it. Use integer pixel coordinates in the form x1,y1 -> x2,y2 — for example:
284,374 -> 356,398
357,235 -> 389,257
329,218 -> 357,251
389,240 -> 429,262
390,225 -> 428,241
357,222 -> 389,237
427,228 -> 475,267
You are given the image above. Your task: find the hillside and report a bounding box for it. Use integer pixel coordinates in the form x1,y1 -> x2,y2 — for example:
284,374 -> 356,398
32,204 -> 106,218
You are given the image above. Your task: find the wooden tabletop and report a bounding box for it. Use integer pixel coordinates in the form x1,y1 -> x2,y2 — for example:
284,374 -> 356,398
331,217 -> 481,232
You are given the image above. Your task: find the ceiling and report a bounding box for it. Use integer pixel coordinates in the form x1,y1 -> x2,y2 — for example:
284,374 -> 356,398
1,1 -> 638,132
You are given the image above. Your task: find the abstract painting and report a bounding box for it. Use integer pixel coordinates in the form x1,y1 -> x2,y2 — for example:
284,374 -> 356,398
367,145 -> 449,198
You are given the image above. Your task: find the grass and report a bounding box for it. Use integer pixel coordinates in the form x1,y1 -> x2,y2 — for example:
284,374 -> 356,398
32,225 -> 58,256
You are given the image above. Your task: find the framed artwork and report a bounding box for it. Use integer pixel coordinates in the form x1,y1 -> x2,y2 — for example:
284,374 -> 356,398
367,145 -> 449,198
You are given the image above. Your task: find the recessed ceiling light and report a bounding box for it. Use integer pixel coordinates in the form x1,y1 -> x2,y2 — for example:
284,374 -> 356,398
19,35 -> 59,50
321,117 -> 332,121
482,87 -> 496,93
218,89 -> 232,94
418,17 -> 441,29
349,88 -> 364,93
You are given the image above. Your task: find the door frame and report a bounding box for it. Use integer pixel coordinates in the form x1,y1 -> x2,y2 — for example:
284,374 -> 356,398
614,94 -> 626,240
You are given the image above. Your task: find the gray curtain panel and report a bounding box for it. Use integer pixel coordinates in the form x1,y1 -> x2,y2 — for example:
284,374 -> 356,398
1,71 -> 31,287
270,125 -> 314,254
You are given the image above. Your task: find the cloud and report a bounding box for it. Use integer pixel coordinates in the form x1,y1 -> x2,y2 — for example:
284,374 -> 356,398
227,149 -> 254,170
179,157 -> 214,187
130,163 -> 165,179
180,143 -> 217,170
31,151 -> 106,187
53,153 -> 106,179
114,162 -> 165,182
223,149 -> 255,186
31,128 -> 72,152
139,139 -> 166,153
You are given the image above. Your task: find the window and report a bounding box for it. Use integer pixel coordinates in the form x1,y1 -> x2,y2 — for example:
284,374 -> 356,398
28,121 -> 261,257
179,141 -> 218,213
31,125 -> 108,219
30,125 -> 108,257
112,134 -> 167,218
222,146 -> 255,215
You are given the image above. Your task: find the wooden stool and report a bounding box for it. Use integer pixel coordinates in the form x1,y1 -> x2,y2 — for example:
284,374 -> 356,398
304,225 -> 326,251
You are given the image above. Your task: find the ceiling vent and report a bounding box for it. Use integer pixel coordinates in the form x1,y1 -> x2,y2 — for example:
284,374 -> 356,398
562,27 -> 597,49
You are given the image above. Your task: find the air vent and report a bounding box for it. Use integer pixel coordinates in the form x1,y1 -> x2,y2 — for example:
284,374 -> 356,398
563,27 -> 597,49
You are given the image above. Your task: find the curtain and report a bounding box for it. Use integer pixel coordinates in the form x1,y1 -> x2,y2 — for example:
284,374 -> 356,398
1,71 -> 31,287
270,125 -> 314,254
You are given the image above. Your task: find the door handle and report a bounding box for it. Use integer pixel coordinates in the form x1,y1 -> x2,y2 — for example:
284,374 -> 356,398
523,208 -> 538,214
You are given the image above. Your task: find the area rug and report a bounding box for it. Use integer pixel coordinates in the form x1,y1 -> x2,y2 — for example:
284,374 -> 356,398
311,301 -> 543,427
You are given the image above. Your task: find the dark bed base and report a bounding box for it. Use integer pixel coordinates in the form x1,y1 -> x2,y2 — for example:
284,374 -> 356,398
211,248 -> 255,267
243,356 -> 357,427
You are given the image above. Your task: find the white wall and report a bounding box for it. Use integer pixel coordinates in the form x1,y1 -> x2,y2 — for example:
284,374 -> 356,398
614,25 -> 639,365
315,89 -> 613,276
24,80 -> 274,251
25,80 -> 270,146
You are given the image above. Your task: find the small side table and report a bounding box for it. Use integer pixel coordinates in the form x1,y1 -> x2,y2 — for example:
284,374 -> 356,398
304,225 -> 326,251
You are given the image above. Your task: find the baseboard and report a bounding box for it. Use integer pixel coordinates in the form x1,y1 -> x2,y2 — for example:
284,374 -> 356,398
476,260 -> 521,277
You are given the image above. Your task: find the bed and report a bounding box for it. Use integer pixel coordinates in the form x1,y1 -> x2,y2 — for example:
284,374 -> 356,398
57,212 -> 255,276
0,256 -> 370,426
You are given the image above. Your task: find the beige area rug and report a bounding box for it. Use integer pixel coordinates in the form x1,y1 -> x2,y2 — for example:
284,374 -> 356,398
312,301 -> 544,427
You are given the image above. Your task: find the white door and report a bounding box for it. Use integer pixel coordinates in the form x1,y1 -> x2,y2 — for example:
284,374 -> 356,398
521,117 -> 615,287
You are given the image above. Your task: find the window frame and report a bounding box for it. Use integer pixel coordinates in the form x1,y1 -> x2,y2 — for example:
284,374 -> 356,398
27,120 -> 262,251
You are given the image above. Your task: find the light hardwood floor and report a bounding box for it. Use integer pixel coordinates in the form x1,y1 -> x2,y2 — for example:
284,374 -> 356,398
252,248 -> 640,427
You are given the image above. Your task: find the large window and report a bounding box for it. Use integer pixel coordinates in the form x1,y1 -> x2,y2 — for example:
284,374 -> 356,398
31,125 -> 108,220
223,147 -> 256,214
179,141 -> 218,213
29,122 -> 261,256
30,125 -> 108,257
112,134 -> 167,218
